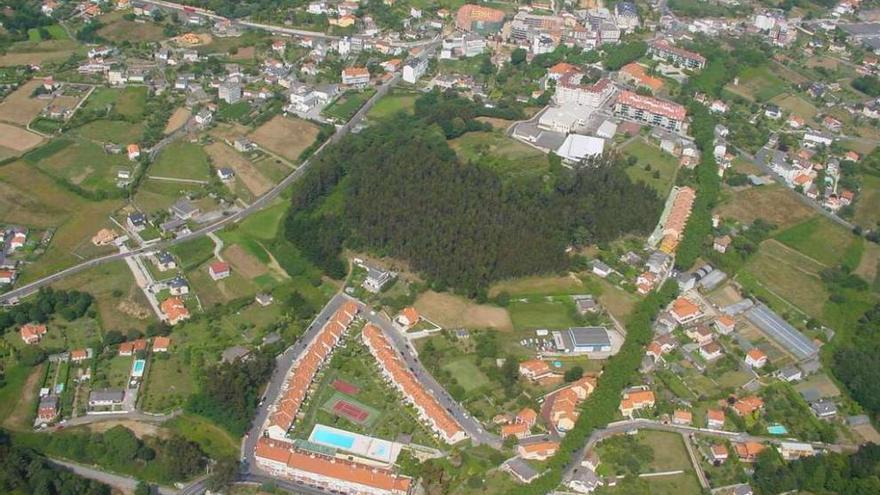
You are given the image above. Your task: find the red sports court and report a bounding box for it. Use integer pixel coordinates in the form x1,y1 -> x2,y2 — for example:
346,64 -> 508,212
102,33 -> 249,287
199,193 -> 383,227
332,399 -> 369,423
332,379 -> 360,396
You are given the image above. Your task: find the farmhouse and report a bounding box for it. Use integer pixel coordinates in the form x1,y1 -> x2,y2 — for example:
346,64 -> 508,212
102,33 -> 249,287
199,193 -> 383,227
152,336 -> 171,353
518,359 -> 553,381
670,297 -> 702,325
209,261 -> 231,280
714,315 -> 735,335
127,144 -> 141,161
118,339 -> 147,356
745,348 -> 768,368
70,348 -> 92,362
161,296 -> 190,325
735,442 -> 765,462
707,408 -> 725,429
89,389 -> 125,407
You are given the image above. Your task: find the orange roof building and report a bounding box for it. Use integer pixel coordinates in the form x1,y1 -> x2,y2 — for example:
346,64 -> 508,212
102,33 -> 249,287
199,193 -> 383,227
70,349 -> 90,362
518,359 -> 552,381
362,324 -> 467,444
501,422 -> 530,440
518,440 -> 559,461
395,307 -> 420,328
707,408 -> 725,429
659,187 -> 696,254
734,441 -> 765,462
733,396 -> 764,417
118,338 -> 148,356
20,323 -> 47,344
160,296 -> 190,325
152,336 -> 171,353
254,438 -> 412,494
672,409 -> 692,425
455,4 -> 505,33
670,297 -> 702,324
619,389 -> 655,417
265,301 -> 359,440
620,62 -> 663,92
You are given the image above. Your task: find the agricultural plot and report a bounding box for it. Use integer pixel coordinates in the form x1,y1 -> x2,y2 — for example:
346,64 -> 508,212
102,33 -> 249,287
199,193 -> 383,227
82,87 -> 148,119
0,80 -> 49,125
205,142 -> 272,195
715,185 -> 815,230
0,122 -> 43,153
28,138 -> 128,194
770,93 -> 818,120
0,40 -> 78,67
489,274 -> 587,298
54,260 -> 153,332
441,357 -> 491,392
774,216 -> 855,266
413,290 -> 513,331
854,174 -> 880,230
725,65 -> 787,102
150,142 -> 211,181
26,25 -> 69,42
132,179 -> 202,212
97,12 -> 166,42
622,138 -> 680,194
77,120 -> 143,144
248,115 -> 319,162
0,161 -> 123,282
508,297 -> 579,331
163,107 -> 190,134
739,240 -> 828,319
366,92 -> 417,120
140,354 -> 195,413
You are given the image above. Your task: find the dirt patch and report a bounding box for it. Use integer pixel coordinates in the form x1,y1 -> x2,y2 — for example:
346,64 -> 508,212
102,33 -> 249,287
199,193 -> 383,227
2,365 -> 43,430
90,420 -> 166,439
117,299 -> 151,320
0,49 -> 74,67
0,80 -> 48,125
231,45 -> 255,61
855,241 -> 880,282
0,122 -> 43,151
414,290 -> 513,331
224,244 -> 269,279
261,242 -> 290,279
706,283 -> 744,307
476,116 -> 514,130
715,185 -> 815,229
173,32 -> 212,46
205,142 -> 273,195
209,122 -> 252,142
854,423 -> 880,444
163,107 -> 190,134
249,115 -> 319,162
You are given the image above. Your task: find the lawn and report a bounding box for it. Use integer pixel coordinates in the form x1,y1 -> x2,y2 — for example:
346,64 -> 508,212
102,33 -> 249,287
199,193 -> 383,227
642,474 -> 704,495
638,431 -> 693,471
0,364 -> 43,430
94,355 -> 134,389
26,25 -> 68,42
322,89 -> 376,121
366,91 -> 417,120
770,92 -> 818,120
170,236 -> 215,270
150,142 -> 211,181
140,354 -> 196,413
216,101 -> 252,122
116,86 -> 148,119
507,297 -> 579,331
165,414 -> 239,460
449,130 -> 548,180
82,88 -> 121,110
622,138 -> 680,194
775,216 -> 855,266
489,274 -> 588,298
132,179 -> 202,212
442,357 -> 490,392
77,119 -> 143,144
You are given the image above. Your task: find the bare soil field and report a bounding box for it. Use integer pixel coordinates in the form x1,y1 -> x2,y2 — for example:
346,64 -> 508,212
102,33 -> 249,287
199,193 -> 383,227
230,45 -> 256,61
414,290 -> 513,331
0,41 -> 77,66
90,420 -> 166,439
248,115 -> 319,162
209,122 -> 251,142
0,80 -> 48,125
163,107 -> 190,134
716,185 -> 815,230
476,116 -> 514,129
1,365 -> 43,430
223,243 -> 269,279
205,141 -> 272,195
98,12 -> 167,42
855,241 -> 880,282
0,123 -> 43,151
854,424 -> 880,444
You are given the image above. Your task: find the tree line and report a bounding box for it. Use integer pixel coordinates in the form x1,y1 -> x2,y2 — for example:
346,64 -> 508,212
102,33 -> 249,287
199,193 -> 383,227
753,443 -> 880,494
284,90 -> 662,293
0,288 -> 93,333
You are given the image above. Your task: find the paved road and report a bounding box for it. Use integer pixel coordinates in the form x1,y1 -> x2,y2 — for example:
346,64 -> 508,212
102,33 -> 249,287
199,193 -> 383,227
361,310 -> 501,448
746,138 -> 854,231
0,51 -> 420,305
562,418 -> 858,484
242,293 -> 355,471
49,458 -> 178,495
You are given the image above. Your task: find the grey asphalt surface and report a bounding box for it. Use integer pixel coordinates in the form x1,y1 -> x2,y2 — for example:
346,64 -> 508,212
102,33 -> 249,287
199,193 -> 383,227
360,310 -> 501,448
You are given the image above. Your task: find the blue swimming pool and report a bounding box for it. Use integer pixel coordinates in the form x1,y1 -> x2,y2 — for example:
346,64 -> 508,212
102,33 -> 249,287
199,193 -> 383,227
311,426 -> 356,449
767,424 -> 788,435
132,359 -> 146,377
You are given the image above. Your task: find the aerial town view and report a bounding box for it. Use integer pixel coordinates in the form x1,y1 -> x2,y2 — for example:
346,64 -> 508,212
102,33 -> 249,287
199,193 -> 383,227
3,0 -> 880,494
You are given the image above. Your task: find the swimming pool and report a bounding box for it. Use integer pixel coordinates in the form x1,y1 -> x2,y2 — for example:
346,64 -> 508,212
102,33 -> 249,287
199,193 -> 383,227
311,425 -> 356,449
767,424 -> 788,435
131,359 -> 146,378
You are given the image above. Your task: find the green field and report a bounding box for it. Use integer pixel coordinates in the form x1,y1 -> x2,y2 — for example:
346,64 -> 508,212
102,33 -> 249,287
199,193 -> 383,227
171,236 -> 215,270
82,87 -> 147,119
150,142 -> 211,180
508,297 -> 579,331
622,138 -> 680,194
133,179 -> 202,212
78,119 -> 143,144
141,353 -> 195,413
0,365 -> 39,429
775,217 -> 855,266
449,130 -> 548,180
322,89 -> 375,121
489,274 -> 591,298
366,92 -> 417,120
28,137 -> 128,194
26,25 -> 68,42
165,414 -> 239,460
854,173 -> 880,229
216,101 -> 252,122
29,117 -> 64,134
740,240 -> 828,319
726,65 -> 787,102
442,357 -> 490,392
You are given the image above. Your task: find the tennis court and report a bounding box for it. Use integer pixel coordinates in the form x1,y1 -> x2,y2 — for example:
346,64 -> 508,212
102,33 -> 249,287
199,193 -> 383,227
321,392 -> 379,426
332,379 -> 360,395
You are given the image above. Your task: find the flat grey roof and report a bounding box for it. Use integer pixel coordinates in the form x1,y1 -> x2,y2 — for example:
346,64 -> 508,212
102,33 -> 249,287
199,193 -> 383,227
505,457 -> 538,481
745,303 -> 818,359
568,327 -> 611,347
